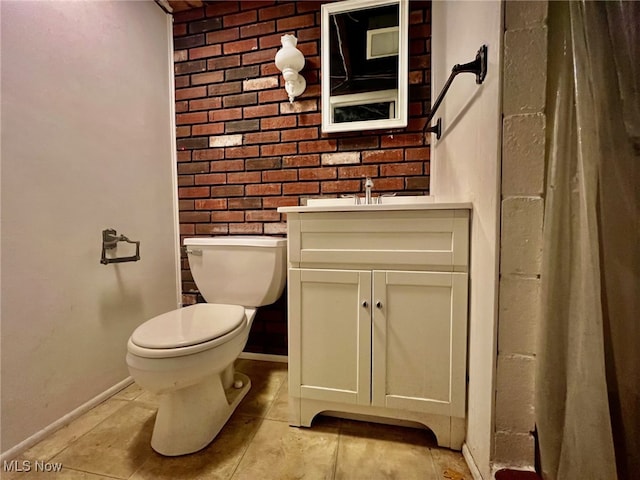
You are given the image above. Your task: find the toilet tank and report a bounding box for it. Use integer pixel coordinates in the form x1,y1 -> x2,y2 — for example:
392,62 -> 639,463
184,236 -> 287,307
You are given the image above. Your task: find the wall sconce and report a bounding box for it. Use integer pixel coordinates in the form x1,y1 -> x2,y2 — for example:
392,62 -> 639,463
275,34 -> 306,103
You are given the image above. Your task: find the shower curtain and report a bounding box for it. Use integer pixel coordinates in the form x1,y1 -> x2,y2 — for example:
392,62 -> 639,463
536,2 -> 639,480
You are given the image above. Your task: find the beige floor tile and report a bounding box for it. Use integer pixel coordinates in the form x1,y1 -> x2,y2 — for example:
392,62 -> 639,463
264,374 -> 289,422
112,382 -> 144,401
235,361 -> 287,418
335,420 -> 439,480
130,414 -> 262,480
51,402 -> 156,479
431,446 -> 473,479
21,398 -> 129,462
231,417 -> 340,480
131,389 -> 162,408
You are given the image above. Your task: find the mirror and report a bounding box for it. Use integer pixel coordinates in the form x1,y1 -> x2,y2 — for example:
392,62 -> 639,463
321,0 -> 408,133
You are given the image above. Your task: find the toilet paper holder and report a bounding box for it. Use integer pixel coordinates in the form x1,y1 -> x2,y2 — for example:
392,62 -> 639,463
100,228 -> 140,265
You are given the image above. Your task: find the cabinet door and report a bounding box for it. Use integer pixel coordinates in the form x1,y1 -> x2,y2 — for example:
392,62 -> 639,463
371,270 -> 468,418
289,268 -> 372,406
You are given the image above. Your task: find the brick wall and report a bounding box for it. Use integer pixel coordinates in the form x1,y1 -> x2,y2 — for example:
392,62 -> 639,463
173,0 -> 431,354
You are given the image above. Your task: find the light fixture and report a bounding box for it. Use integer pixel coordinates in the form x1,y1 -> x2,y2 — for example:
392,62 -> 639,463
275,34 -> 306,103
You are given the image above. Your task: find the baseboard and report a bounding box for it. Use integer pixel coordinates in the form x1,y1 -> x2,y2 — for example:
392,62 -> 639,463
463,443 -> 484,480
239,352 -> 288,363
0,377 -> 134,462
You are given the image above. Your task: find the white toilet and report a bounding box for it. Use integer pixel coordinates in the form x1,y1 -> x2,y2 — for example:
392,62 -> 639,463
126,235 -> 287,456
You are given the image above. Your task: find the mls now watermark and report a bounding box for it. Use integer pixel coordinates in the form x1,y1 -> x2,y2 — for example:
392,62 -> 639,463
3,459 -> 63,473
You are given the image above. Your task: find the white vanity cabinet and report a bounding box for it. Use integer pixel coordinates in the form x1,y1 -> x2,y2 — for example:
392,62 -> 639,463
280,204 -> 471,449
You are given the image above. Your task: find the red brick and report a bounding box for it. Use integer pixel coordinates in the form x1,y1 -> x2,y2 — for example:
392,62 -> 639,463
212,211 -> 244,222
209,108 -> 243,122
298,167 -> 337,180
299,139 -> 337,154
259,3 -> 295,21
380,162 -> 423,176
176,112 -> 208,125
176,126 -> 191,138
178,161 -> 208,174
246,183 -> 282,196
175,100 -> 189,112
258,89 -> 288,104
211,185 -> 245,197
406,147 -> 431,161
240,21 -> 276,38
283,182 -> 319,195
196,224 -> 229,235
228,198 -> 262,209
179,211 -> 211,223
189,97 -> 222,111
262,170 -> 298,182
195,199 -> 227,210
242,48 -> 278,66
177,150 -> 191,162
191,71 -> 224,85
229,223 -> 263,234
191,123 -> 224,136
226,146 -> 260,159
260,143 -> 297,156
223,38 -> 258,54
281,128 -> 318,142
175,86 -> 207,101
321,180 -> 361,194
194,173 -> 226,185
381,133 -> 424,148
282,154 -> 320,168
193,149 -> 224,161
243,104 -> 279,119
246,210 -> 280,221
261,116 -> 296,130
262,196 -> 299,208
210,159 -> 244,172
276,14 -> 315,31
338,165 -> 379,179
189,44 -> 222,60
178,186 -> 209,198
206,29 -> 240,45
227,171 -> 261,184
298,113 -> 322,126
244,131 -> 280,145
224,10 -> 257,28
374,178 -> 405,191
362,149 -> 404,163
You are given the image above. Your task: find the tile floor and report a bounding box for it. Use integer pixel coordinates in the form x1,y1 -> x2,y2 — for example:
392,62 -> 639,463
4,360 -> 472,480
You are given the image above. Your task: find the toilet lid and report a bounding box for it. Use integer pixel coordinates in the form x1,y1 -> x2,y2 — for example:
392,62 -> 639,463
130,304 -> 245,349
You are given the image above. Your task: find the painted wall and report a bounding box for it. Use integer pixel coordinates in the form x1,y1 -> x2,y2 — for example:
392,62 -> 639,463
0,1 -> 179,453
430,1 -> 503,478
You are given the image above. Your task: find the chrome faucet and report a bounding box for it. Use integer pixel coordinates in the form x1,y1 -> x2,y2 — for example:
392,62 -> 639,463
364,177 -> 374,204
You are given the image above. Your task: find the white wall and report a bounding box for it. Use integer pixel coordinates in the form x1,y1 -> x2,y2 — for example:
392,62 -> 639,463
430,2 -> 503,478
1,1 -> 179,453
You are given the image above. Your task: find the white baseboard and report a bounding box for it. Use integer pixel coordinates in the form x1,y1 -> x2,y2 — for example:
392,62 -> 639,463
0,377 -> 134,462
463,443 -> 484,480
239,352 -> 288,363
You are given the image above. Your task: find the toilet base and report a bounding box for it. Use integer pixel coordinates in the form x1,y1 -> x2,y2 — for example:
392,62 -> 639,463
150,371 -> 251,456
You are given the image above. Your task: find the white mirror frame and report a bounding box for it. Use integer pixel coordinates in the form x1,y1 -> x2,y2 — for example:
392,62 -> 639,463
321,0 -> 409,133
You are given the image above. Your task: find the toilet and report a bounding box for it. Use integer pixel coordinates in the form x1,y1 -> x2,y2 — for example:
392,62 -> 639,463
126,235 -> 287,456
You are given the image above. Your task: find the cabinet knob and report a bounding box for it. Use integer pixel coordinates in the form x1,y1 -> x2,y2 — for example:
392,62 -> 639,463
362,300 -> 368,308
376,301 -> 382,308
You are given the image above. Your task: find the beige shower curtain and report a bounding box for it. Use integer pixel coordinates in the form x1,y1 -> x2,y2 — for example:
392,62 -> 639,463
536,1 -> 639,480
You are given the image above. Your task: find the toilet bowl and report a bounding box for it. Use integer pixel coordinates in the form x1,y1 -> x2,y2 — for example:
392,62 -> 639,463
126,236 -> 286,456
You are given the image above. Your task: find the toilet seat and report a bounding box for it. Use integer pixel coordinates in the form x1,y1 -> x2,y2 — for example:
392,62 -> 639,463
128,304 -> 247,359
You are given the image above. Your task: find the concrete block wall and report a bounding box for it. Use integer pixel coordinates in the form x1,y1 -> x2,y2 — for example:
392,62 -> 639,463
171,1 -> 431,354
495,0 -> 548,467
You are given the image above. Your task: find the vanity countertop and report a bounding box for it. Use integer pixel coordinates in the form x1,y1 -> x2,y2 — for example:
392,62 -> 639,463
277,196 -> 472,213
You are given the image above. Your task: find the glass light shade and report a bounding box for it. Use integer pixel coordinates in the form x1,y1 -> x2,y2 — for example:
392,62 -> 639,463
274,34 -> 306,103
